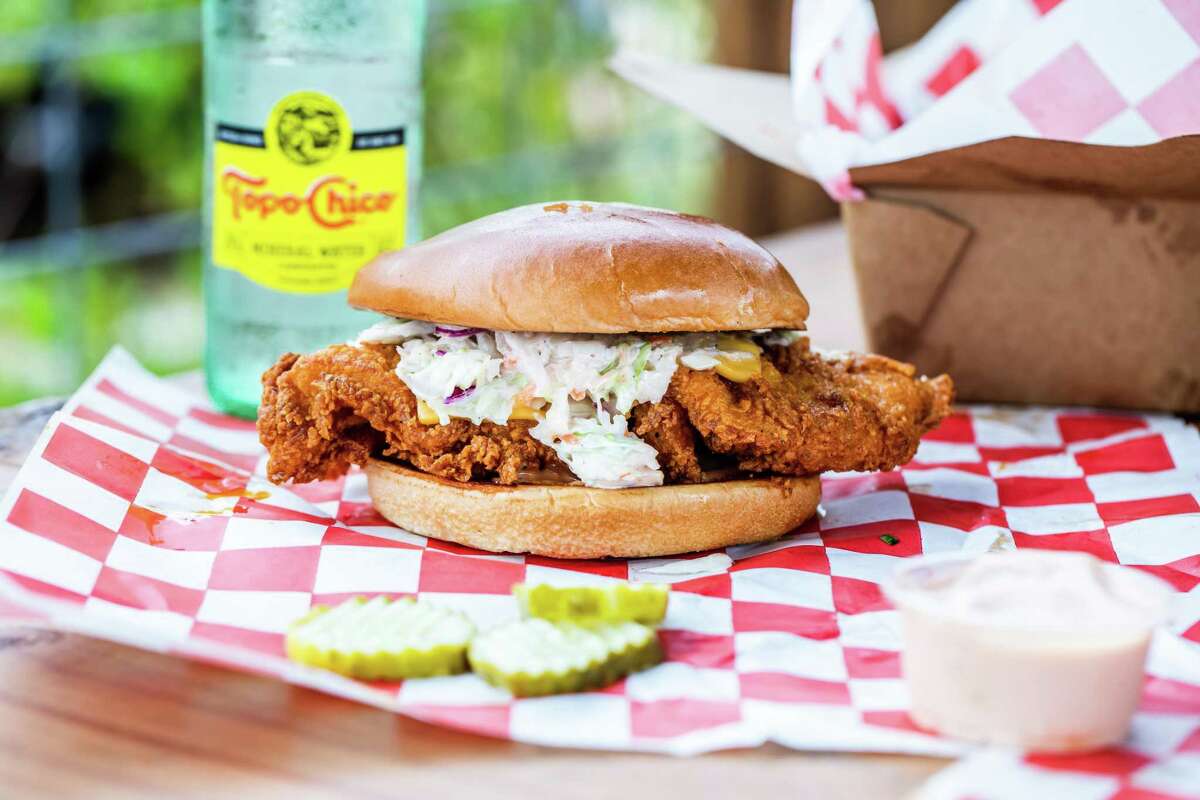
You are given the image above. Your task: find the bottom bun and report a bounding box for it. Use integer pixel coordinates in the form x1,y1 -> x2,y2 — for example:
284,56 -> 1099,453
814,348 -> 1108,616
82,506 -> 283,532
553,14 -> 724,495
365,459 -> 821,559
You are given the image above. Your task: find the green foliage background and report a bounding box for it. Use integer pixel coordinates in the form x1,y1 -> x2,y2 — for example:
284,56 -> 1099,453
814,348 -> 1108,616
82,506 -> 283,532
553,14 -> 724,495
0,0 -> 717,405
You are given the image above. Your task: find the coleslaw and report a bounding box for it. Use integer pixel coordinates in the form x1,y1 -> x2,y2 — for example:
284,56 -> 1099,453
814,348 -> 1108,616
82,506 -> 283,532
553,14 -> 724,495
355,319 -> 805,488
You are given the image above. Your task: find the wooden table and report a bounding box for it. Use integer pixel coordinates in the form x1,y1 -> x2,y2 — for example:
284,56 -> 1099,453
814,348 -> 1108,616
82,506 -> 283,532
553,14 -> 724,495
0,223 -> 946,799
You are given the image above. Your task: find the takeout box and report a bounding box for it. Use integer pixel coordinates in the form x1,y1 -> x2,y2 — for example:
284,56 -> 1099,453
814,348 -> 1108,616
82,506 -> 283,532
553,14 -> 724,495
612,0 -> 1200,412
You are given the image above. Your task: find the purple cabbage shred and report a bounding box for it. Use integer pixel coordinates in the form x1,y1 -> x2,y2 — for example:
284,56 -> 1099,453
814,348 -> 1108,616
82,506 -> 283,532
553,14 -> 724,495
445,386 -> 475,404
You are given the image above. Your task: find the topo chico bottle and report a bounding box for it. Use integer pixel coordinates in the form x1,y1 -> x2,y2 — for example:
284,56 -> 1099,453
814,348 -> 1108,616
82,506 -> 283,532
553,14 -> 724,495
202,0 -> 426,418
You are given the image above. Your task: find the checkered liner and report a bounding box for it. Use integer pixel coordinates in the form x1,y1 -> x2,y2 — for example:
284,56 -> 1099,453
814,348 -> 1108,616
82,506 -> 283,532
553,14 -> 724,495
1,348 -> 1198,794
793,0 -> 1200,199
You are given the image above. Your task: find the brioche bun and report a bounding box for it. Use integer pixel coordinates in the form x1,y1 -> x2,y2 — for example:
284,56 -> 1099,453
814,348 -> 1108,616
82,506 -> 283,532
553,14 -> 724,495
365,459 -> 821,559
349,201 -> 809,334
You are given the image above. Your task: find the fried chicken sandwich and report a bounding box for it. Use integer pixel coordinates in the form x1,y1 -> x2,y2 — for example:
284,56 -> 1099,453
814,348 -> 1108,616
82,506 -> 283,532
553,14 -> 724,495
259,201 -> 953,558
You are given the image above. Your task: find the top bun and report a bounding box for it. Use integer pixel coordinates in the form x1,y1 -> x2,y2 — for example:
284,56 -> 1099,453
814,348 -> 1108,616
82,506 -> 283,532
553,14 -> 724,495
348,201 -> 809,333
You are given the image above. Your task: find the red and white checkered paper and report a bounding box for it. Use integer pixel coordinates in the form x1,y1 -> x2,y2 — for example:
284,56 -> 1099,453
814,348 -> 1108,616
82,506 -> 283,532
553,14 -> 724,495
1,349 -> 1199,794
791,0 -> 1200,197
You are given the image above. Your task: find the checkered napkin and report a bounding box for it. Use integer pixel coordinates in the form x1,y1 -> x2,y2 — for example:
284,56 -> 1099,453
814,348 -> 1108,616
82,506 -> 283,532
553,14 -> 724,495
0,349 -> 1198,791
792,0 -> 1200,197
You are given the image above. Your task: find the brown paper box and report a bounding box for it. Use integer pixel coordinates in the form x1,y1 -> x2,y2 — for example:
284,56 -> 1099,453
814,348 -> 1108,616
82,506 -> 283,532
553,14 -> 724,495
611,56 -> 1200,411
846,136 -> 1200,411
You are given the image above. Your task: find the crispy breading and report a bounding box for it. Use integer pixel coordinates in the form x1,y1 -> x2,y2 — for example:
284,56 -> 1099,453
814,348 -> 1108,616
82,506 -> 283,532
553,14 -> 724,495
258,343 -> 562,485
667,341 -> 954,475
629,396 -> 702,483
258,340 -> 954,486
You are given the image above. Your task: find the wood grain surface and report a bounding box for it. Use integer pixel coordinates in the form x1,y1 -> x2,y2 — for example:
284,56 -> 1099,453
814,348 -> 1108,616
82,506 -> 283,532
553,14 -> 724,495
0,224 -> 944,799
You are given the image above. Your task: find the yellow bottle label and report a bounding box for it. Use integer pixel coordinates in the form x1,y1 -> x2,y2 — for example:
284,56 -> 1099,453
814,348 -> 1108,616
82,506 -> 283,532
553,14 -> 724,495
212,90 -> 406,294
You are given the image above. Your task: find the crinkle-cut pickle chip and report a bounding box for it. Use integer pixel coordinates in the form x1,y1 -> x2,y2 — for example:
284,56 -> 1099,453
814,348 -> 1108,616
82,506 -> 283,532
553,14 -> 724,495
715,334 -> 763,382
468,618 -> 662,697
513,582 -> 668,625
286,596 -> 475,680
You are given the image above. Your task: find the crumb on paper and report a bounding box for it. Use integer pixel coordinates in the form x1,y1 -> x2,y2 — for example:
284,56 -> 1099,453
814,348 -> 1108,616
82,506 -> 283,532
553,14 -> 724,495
988,531 -> 1015,552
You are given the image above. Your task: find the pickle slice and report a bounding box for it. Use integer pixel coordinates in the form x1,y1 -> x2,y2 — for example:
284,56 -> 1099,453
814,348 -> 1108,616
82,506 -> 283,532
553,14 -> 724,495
513,582 -> 668,625
468,618 -> 662,697
286,596 -> 475,680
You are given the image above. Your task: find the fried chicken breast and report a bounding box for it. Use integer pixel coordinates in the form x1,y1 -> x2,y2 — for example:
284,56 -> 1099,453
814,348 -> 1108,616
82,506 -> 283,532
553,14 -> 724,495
259,339 -> 953,486
259,343 -> 562,485
668,344 -> 953,476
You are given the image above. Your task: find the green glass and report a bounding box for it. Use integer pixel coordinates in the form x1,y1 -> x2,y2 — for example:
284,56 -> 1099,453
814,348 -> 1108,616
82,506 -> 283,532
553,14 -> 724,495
202,0 -> 425,418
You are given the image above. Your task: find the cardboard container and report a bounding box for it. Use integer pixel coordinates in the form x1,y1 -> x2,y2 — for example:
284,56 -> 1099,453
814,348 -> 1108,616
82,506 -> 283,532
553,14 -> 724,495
846,137 -> 1200,411
613,0 -> 1200,411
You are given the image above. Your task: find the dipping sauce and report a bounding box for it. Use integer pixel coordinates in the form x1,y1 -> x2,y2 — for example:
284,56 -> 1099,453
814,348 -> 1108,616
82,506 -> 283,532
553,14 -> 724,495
887,550 -> 1172,752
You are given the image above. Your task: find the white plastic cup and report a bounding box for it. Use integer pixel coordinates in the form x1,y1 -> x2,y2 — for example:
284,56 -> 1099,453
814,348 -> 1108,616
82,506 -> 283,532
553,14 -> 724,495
885,550 -> 1173,752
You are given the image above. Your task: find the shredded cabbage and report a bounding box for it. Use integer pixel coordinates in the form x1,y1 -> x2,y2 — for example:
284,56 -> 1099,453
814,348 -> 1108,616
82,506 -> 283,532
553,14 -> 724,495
761,329 -> 807,347
356,319 -> 436,344
356,319 -> 805,488
532,414 -> 662,489
394,333 -> 526,426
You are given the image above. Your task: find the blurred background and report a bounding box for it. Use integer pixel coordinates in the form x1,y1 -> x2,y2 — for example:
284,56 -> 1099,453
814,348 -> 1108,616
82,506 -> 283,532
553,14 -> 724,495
0,0 -> 953,405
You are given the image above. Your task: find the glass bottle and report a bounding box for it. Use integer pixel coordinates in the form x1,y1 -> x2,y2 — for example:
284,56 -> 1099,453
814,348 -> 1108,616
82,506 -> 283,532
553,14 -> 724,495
202,0 -> 425,417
